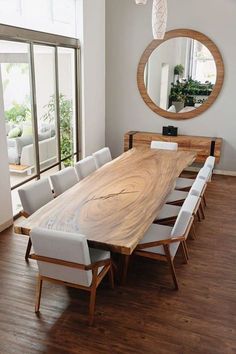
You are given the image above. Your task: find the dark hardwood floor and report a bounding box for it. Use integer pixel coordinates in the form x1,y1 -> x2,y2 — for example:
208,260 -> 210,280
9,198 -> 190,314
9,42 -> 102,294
0,175 -> 236,354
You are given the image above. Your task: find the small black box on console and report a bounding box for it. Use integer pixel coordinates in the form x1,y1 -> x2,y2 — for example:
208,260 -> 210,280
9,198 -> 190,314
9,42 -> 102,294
162,126 -> 178,136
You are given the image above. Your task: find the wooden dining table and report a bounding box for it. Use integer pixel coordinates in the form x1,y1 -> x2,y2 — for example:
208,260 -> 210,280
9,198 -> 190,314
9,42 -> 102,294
14,147 -> 196,258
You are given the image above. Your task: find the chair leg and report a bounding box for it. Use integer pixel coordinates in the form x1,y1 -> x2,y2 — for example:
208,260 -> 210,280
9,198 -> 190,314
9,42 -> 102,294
203,194 -> 207,207
108,264 -> 115,289
197,210 -> 201,222
25,238 -> 32,261
190,222 -> 197,240
163,245 -> 179,290
181,242 -> 188,264
89,286 -> 97,326
200,201 -> 205,219
183,241 -> 189,260
35,275 -> 43,313
120,255 -> 130,285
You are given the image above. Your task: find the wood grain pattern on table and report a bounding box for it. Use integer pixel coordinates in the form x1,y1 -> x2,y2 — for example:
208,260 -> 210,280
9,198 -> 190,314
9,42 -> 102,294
14,147 -> 196,255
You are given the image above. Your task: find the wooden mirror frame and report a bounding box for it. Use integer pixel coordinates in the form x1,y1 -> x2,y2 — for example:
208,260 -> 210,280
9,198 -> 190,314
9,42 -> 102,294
137,29 -> 224,120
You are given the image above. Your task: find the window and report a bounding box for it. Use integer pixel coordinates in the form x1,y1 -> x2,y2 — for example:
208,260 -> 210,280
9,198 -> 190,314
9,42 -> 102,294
0,24 -> 80,215
190,40 -> 216,84
0,0 -> 77,37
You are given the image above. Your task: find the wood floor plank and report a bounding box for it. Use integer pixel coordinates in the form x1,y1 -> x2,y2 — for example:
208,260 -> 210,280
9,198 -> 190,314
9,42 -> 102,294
0,174 -> 236,354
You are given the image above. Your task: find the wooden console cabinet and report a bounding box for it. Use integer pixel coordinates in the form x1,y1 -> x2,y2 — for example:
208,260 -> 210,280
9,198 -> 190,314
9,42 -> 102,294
124,131 -> 222,163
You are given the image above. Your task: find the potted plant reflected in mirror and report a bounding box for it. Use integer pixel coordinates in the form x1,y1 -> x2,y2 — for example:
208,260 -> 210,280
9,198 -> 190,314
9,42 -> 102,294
169,82 -> 185,112
174,64 -> 184,83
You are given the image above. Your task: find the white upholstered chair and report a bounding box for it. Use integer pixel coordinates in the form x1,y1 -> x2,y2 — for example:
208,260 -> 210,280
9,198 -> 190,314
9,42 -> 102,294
75,156 -> 97,180
198,166 -> 212,182
157,177 -> 207,224
189,178 -> 207,218
205,156 -> 215,171
175,157 -> 215,190
50,167 -> 78,197
18,179 -> 54,260
171,178 -> 206,208
134,208 -> 193,289
155,194 -> 200,222
190,178 -> 206,197
175,168 -> 210,191
151,141 -> 178,151
167,165 -> 211,205
155,195 -> 201,240
203,156 -> 215,182
93,147 -> 112,168
30,227 -> 114,325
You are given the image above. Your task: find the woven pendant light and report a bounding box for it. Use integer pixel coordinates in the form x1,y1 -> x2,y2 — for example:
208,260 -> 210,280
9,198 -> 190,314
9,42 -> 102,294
135,0 -> 168,39
152,0 -> 168,39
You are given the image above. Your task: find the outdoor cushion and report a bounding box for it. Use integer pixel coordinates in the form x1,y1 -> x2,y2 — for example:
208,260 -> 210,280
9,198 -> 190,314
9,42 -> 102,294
22,124 -> 33,137
8,126 -> 22,138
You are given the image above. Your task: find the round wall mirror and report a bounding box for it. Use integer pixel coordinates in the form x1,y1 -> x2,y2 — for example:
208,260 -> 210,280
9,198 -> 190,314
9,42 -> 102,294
137,29 -> 224,120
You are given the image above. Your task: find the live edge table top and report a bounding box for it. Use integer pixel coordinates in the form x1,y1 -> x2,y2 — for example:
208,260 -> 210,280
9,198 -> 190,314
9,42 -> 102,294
14,147 -> 196,255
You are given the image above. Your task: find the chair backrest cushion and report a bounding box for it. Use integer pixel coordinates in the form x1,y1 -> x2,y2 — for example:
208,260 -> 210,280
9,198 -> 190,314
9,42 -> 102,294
171,210 -> 192,238
92,147 -> 112,168
151,141 -> 178,151
197,166 -> 211,182
75,156 -> 97,180
18,179 -> 53,216
50,167 -> 78,197
205,156 -> 215,170
169,209 -> 192,258
181,194 -> 199,215
30,227 -> 93,287
189,178 -> 206,197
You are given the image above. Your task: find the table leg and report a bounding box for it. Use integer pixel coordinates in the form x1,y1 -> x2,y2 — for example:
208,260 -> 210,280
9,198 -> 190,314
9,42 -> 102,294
120,254 -> 130,285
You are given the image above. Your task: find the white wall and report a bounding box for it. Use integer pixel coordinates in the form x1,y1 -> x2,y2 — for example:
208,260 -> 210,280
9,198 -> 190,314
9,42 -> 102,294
106,0 -> 236,172
77,0 -> 105,156
0,69 -> 13,231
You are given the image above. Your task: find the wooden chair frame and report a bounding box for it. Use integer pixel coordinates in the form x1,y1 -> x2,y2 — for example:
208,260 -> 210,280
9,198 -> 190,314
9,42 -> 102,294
31,254 -> 114,325
134,216 -> 194,290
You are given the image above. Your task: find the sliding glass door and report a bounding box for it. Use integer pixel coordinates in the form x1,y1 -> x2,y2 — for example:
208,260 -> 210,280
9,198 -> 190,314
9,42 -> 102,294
0,25 -> 80,215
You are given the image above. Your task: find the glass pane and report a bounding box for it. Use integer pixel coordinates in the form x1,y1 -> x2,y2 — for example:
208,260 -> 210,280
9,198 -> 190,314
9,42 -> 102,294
58,47 -> 76,167
0,40 -> 36,190
33,45 -> 58,172
0,1 -> 77,37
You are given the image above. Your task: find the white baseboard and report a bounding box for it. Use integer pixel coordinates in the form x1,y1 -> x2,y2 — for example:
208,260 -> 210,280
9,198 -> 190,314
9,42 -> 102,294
0,218 -> 13,233
185,166 -> 236,176
213,169 -> 236,176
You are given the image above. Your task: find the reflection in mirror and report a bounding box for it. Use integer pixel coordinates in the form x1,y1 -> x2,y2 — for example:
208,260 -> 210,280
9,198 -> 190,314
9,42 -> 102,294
144,37 -> 217,113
